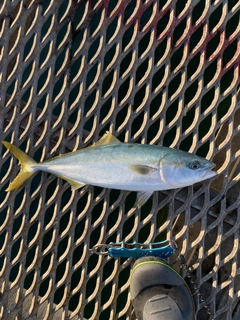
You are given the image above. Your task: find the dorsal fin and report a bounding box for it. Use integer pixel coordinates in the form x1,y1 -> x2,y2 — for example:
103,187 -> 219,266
91,132 -> 121,147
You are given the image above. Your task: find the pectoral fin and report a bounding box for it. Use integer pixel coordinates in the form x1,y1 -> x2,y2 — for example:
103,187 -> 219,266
137,191 -> 153,208
129,165 -> 157,175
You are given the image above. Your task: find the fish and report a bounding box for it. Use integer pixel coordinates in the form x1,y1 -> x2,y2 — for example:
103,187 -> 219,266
2,132 -> 217,208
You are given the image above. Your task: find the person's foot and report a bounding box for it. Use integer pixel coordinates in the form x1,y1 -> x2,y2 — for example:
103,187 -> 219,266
130,257 -> 195,320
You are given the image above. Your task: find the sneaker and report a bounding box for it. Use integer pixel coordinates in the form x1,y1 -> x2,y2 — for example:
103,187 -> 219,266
130,256 -> 195,320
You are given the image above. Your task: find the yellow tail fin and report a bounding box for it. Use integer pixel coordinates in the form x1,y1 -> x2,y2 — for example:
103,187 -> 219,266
2,141 -> 37,191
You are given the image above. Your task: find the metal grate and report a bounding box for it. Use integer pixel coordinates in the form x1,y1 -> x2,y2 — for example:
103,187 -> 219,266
0,0 -> 239,319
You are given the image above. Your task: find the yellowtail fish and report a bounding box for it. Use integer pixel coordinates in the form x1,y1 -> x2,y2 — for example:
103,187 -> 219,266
2,132 -> 216,207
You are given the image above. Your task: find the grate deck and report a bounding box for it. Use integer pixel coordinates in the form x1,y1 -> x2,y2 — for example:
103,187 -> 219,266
0,1 -> 239,319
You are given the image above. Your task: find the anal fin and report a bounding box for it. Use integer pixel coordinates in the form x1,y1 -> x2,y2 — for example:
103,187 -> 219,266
67,179 -> 85,190
54,174 -> 85,190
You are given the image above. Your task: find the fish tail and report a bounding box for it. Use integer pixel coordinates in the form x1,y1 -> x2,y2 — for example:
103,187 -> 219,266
2,141 -> 37,191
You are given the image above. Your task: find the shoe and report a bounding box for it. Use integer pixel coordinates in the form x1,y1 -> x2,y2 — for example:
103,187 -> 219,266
130,256 -> 195,320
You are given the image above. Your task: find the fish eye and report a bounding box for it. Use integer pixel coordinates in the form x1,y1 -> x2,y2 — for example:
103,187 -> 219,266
189,161 -> 200,170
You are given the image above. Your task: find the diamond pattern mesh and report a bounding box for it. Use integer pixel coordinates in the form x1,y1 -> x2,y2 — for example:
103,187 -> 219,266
0,0 -> 239,319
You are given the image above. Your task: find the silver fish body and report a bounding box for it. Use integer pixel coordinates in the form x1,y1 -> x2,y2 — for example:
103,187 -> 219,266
40,143 -> 215,190
2,132 -> 217,207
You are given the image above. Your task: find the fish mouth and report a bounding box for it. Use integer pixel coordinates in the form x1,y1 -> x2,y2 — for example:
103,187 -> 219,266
199,163 -> 217,178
